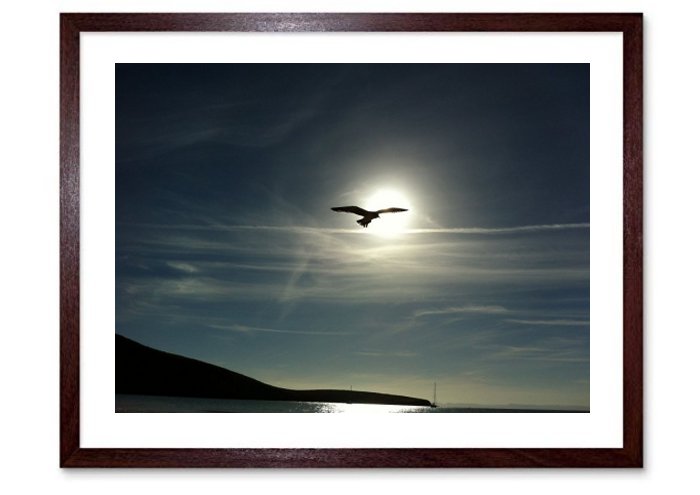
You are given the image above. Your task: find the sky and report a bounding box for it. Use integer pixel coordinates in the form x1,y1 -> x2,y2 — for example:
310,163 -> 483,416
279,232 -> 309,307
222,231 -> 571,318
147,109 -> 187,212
116,63 -> 590,408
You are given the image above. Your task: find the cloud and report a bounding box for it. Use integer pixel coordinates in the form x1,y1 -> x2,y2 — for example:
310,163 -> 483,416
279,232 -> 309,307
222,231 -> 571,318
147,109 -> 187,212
485,345 -> 589,363
119,222 -> 589,236
209,323 -> 350,336
118,217 -> 589,323
413,305 -> 509,318
354,350 -> 418,358
505,319 -> 589,327
117,73 -> 341,166
165,261 -> 199,273
404,223 -> 589,235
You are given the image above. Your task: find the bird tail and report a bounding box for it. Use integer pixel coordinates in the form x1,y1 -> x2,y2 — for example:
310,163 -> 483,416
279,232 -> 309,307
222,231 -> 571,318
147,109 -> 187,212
357,218 -> 371,228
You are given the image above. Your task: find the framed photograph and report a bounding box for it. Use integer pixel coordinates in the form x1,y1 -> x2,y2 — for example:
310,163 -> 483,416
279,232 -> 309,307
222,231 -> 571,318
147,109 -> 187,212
60,13 -> 643,467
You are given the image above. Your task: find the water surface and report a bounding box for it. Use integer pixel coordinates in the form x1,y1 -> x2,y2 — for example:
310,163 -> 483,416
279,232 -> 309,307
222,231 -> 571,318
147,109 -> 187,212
116,394 -> 587,413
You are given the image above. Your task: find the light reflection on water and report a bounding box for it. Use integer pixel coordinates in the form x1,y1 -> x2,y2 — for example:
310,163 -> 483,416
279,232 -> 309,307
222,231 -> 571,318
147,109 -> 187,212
311,402 -> 427,413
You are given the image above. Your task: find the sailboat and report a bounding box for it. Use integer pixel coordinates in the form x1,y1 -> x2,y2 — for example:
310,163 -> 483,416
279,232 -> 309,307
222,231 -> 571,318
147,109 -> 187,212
430,382 -> 438,408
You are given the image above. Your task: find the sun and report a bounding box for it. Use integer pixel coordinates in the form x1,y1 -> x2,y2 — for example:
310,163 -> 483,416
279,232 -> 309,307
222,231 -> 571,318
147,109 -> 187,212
364,188 -> 412,237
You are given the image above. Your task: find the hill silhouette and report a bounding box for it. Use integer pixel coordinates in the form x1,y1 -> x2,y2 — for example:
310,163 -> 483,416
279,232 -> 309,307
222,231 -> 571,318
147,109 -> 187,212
116,334 -> 431,407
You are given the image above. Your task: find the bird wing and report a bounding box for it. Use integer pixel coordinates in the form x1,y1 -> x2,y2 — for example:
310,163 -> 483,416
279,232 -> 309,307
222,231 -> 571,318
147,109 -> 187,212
331,206 -> 371,217
376,207 -> 408,214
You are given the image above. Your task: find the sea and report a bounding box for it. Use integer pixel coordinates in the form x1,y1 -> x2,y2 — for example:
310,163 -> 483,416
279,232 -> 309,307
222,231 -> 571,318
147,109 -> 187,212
116,394 -> 587,413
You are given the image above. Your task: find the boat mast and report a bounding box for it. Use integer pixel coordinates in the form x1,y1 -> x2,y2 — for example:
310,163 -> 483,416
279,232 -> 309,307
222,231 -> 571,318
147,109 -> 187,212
433,382 -> 437,407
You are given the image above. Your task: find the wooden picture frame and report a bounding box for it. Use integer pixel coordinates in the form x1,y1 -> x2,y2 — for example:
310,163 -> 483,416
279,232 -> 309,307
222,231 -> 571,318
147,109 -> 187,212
60,13 -> 642,468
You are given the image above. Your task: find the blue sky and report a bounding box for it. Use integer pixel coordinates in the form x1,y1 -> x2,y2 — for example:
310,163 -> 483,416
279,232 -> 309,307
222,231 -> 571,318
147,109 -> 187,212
116,64 -> 589,407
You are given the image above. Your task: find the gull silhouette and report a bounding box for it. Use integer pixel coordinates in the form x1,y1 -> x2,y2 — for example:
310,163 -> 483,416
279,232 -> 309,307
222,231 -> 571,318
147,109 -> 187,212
331,206 -> 408,228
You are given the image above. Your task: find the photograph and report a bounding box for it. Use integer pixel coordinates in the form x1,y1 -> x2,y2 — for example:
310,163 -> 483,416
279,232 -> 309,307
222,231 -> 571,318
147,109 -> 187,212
115,63 -> 591,414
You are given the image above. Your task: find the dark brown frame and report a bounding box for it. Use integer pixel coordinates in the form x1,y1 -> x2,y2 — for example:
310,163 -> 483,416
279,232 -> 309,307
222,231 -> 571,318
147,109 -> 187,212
60,13 -> 643,468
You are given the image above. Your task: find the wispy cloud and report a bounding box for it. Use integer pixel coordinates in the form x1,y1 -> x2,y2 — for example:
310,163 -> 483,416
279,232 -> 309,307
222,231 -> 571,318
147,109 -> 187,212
118,219 -> 589,316
354,350 -> 418,358
405,223 -> 589,235
209,323 -> 350,336
165,261 -> 199,273
414,305 -> 509,318
118,76 -> 339,165
486,345 -> 589,363
505,319 -> 589,327
119,222 -> 589,236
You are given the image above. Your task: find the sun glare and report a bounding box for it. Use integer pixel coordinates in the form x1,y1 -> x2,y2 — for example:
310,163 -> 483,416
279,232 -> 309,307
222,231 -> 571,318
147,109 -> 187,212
365,188 -> 412,237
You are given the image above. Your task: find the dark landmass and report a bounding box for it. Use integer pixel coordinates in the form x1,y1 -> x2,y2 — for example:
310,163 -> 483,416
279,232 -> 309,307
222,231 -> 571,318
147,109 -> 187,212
116,335 -> 432,407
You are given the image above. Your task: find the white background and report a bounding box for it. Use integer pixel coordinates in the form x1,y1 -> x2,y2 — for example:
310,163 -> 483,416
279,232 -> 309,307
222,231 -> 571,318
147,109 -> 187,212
0,0 -> 696,491
80,31 -> 622,449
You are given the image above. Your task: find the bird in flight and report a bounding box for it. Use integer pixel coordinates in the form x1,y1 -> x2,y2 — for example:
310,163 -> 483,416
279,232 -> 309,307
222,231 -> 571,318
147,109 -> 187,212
331,206 -> 408,228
